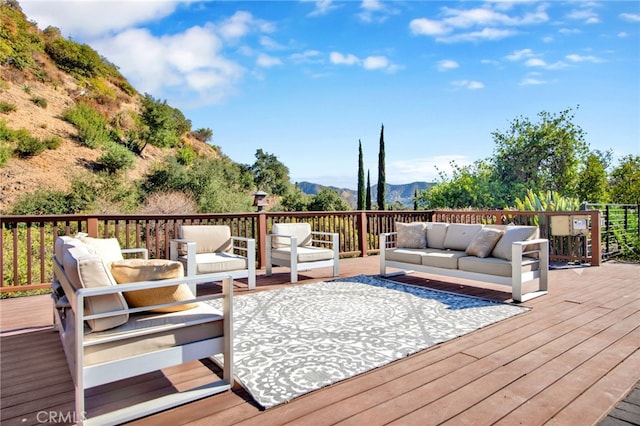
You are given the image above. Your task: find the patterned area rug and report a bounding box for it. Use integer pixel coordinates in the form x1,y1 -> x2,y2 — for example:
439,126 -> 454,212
206,275 -> 528,409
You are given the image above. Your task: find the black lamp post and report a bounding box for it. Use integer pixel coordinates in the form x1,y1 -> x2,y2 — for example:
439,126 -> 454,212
252,191 -> 268,212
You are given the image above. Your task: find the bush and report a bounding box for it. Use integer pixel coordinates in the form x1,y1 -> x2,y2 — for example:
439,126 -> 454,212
96,143 -> 135,173
30,96 -> 47,108
62,102 -> 111,148
43,135 -> 62,149
10,188 -> 70,214
0,141 -> 11,166
0,101 -> 16,113
176,145 -> 196,165
14,129 -> 45,157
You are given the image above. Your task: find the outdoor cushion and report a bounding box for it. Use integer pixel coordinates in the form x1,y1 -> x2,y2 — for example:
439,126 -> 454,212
180,225 -> 232,254
271,246 -> 334,263
385,248 -> 428,264
178,252 -> 248,274
421,249 -> 469,269
425,222 -> 449,249
271,223 -> 312,248
443,224 -> 483,251
491,226 -> 538,260
110,259 -> 198,313
459,256 -> 538,277
79,236 -> 124,265
396,222 -> 427,249
82,303 -> 224,366
62,242 -> 129,332
465,228 -> 504,258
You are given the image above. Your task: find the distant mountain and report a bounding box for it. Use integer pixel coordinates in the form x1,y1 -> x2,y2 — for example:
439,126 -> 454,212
296,181 -> 434,208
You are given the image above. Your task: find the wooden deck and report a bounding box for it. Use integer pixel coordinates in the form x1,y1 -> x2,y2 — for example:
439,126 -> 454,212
1,256 -> 639,426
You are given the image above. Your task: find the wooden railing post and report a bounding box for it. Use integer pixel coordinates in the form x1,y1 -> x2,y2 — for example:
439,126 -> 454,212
590,210 -> 601,266
87,216 -> 99,238
257,212 -> 267,268
358,211 -> 368,257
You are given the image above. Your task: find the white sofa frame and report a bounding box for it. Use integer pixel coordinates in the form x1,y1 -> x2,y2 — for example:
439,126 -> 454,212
265,231 -> 339,283
380,232 -> 549,303
52,257 -> 234,426
170,235 -> 256,291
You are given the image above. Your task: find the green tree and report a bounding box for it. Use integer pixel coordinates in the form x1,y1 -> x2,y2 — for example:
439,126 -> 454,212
377,124 -> 386,210
491,106 -> 588,204
357,139 -> 365,210
413,188 -> 418,210
308,187 -> 350,211
609,155 -> 640,204
140,93 -> 191,149
366,170 -> 372,210
279,185 -> 311,212
251,149 -> 291,196
576,151 -> 610,203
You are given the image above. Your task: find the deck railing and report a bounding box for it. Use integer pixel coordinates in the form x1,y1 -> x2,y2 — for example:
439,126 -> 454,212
1,209 -> 601,294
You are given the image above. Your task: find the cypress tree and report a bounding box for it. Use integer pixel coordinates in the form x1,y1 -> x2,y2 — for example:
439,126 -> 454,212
366,170 -> 372,210
413,188 -> 418,210
357,139 -> 365,210
377,123 -> 386,210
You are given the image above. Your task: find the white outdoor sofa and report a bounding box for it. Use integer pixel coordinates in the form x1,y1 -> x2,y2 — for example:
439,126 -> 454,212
51,235 -> 234,426
380,222 -> 549,302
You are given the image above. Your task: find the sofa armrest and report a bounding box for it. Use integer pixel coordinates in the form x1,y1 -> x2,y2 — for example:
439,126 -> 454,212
379,232 -> 398,275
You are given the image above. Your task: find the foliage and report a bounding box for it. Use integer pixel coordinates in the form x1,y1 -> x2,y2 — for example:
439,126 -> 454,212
0,0 -> 43,70
418,160 -> 505,209
366,170 -> 372,210
277,186 -> 312,212
62,102 -> 111,148
377,124 -> 386,210
513,189 -> 580,211
9,188 -> 70,214
308,188 -> 350,211
0,101 -> 16,113
491,106 -> 588,204
251,149 -> 291,196
45,36 -> 110,79
609,155 -> 640,204
13,128 -> 46,157
96,143 -> 135,173
140,93 -> 191,149
191,128 -> 213,143
357,139 -> 365,210
576,151 -> 610,203
0,141 -> 10,166
139,191 -> 198,214
176,145 -> 197,165
30,95 -> 47,108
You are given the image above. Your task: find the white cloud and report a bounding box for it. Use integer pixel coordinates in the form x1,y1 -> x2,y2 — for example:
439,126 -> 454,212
505,48 -> 535,61
559,28 -> 582,35
256,53 -> 283,68
620,13 -> 640,23
410,18 -> 450,36
330,52 -> 360,65
388,156 -> 473,183
218,11 -> 274,41
363,56 -> 389,70
290,50 -> 323,64
519,77 -> 547,86
525,58 -> 547,67
437,59 -> 459,71
451,80 -> 485,90
439,28 -> 516,43
306,0 -> 339,17
567,8 -> 601,24
21,0 -> 178,37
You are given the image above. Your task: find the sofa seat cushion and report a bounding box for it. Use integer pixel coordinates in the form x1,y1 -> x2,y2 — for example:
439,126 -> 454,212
421,249 -> 469,269
443,224 -> 484,251
396,222 -> 427,249
110,259 -> 198,313
82,302 -> 223,366
385,248 -> 429,264
271,246 -> 334,263
178,252 -> 248,274
458,256 -> 539,277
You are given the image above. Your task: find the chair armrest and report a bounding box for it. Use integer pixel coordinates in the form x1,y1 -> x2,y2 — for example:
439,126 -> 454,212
231,237 -> 256,260
266,233 -> 296,247
380,232 -> 398,249
121,248 -> 148,260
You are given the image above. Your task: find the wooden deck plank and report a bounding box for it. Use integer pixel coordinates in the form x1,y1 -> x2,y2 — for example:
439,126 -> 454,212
1,258 -> 638,426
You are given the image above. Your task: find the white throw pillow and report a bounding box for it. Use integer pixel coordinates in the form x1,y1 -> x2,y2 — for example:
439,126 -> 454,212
396,222 -> 427,249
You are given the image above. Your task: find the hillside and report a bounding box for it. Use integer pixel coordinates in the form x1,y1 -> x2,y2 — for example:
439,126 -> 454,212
0,1 -> 219,213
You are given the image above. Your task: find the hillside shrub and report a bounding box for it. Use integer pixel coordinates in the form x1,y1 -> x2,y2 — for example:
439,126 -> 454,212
0,141 -> 11,166
13,129 -> 45,157
96,143 -> 135,173
62,102 -> 111,148
0,0 -> 44,70
30,95 -> 47,108
140,93 -> 191,148
0,101 -> 16,113
43,135 -> 62,149
45,37 -> 106,78
176,145 -> 196,165
9,188 -> 70,214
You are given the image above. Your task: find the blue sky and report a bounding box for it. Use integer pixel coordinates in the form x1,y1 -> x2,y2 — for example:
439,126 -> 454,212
20,0 -> 640,189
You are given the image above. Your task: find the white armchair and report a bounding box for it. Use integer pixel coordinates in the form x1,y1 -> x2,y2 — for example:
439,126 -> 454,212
266,223 -> 339,283
170,225 -> 256,291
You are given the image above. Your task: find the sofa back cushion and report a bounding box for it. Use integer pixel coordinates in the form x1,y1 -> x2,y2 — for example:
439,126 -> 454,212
491,226 -> 539,260
425,223 -> 449,249
180,225 -> 232,254
79,236 -> 124,266
111,259 -> 198,313
271,223 -> 312,248
396,222 -> 427,249
443,224 -> 483,251
62,242 -> 129,331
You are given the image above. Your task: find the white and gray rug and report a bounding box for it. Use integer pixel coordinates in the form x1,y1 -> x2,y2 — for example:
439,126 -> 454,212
206,275 -> 528,409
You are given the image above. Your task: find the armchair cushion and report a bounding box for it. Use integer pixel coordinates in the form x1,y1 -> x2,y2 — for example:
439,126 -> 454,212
271,223 -> 312,248
110,259 -> 198,313
180,225 -> 232,254
271,246 -> 334,263
184,252 -> 248,274
62,242 -> 129,332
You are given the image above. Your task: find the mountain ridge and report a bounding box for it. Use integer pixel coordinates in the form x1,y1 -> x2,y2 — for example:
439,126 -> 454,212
296,181 -> 434,207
